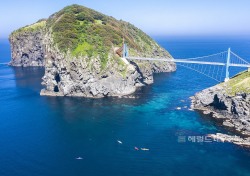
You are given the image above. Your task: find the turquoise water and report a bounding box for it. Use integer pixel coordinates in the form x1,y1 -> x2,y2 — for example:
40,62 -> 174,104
1,37 -> 250,176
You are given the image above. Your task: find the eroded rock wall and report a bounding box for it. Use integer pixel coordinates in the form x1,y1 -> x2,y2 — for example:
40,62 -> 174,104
40,34 -> 175,98
191,85 -> 250,136
9,30 -> 45,67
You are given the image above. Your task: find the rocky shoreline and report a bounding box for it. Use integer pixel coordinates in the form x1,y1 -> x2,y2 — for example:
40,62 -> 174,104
191,83 -> 250,147
208,133 -> 250,148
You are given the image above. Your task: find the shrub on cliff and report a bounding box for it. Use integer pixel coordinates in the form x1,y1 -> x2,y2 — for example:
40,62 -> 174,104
46,4 -> 168,60
11,4 -> 172,71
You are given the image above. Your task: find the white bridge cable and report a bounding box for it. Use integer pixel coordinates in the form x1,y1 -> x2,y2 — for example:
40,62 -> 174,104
128,50 -> 229,65
175,50 -> 227,82
177,59 -> 227,82
220,66 -> 226,81
177,63 -> 221,82
177,51 -> 228,61
212,65 -> 216,79
230,51 -> 250,64
128,50 -> 249,66
128,49 -> 249,82
128,57 -> 227,66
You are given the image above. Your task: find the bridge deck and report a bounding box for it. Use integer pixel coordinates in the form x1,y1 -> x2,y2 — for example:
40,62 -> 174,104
127,57 -> 250,68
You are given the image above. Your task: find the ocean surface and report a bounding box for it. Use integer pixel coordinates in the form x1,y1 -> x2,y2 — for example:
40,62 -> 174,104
1,36 -> 250,176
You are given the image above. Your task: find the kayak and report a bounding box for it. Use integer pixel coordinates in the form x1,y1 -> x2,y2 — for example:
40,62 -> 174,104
76,157 -> 83,160
141,148 -> 149,151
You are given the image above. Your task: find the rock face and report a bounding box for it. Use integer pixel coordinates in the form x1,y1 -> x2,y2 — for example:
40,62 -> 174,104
10,4 -> 176,98
191,80 -> 250,137
9,20 -> 46,67
209,133 -> 250,148
40,32 -> 175,98
40,38 -> 143,97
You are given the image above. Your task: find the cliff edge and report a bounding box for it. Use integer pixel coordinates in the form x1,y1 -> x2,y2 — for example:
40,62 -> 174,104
9,20 -> 46,67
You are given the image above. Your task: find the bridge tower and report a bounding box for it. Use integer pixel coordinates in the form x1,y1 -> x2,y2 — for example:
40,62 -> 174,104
118,41 -> 129,65
224,48 -> 231,82
122,43 -> 129,58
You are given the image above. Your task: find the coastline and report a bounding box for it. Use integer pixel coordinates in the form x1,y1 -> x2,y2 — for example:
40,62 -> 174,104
191,83 -> 250,147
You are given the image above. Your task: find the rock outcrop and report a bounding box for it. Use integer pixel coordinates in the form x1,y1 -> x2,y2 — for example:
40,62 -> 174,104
9,20 -> 46,67
209,133 -> 250,148
191,71 -> 250,147
9,4 -> 176,98
40,35 -> 144,97
191,85 -> 250,134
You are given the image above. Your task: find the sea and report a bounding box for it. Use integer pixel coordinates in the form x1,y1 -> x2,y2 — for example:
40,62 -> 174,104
1,36 -> 250,176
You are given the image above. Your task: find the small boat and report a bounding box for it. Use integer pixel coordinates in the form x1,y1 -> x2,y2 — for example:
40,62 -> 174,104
117,140 -> 123,144
76,157 -> 83,160
141,148 -> 149,151
176,107 -> 181,110
134,147 -> 139,151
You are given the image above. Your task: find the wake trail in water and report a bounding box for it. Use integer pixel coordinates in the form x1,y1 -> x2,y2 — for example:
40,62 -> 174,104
0,62 -> 9,65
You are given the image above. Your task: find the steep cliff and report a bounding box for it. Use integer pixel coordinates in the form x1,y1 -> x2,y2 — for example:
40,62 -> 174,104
9,4 -> 176,98
191,71 -> 250,146
9,20 -> 46,67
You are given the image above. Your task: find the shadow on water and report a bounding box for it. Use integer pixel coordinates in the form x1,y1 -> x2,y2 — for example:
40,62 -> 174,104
11,66 -> 45,92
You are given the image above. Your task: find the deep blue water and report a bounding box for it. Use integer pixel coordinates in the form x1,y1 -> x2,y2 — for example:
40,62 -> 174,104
1,36 -> 250,176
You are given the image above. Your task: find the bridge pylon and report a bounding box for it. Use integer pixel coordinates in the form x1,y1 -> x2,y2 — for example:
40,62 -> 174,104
224,48 -> 231,82
123,43 -> 129,58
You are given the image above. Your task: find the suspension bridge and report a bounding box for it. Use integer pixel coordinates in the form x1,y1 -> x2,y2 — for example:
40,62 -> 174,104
120,44 -> 250,82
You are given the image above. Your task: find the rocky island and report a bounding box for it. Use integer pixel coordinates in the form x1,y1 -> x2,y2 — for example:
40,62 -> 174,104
191,70 -> 250,147
9,4 -> 176,98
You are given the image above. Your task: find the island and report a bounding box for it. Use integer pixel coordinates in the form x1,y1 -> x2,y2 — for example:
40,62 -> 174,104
191,70 -> 250,147
9,4 -> 176,98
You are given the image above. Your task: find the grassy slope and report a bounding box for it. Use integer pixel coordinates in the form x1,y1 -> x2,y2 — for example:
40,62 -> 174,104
11,20 -> 46,36
10,4 -> 172,74
46,4 -> 170,58
221,70 -> 250,96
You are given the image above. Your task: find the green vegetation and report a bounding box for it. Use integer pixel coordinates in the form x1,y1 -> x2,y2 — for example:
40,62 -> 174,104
72,42 -> 94,57
222,70 -> 250,96
11,4 -> 170,73
12,20 -> 46,36
45,5 -> 167,61
47,5 -> 121,56
100,53 -> 109,70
